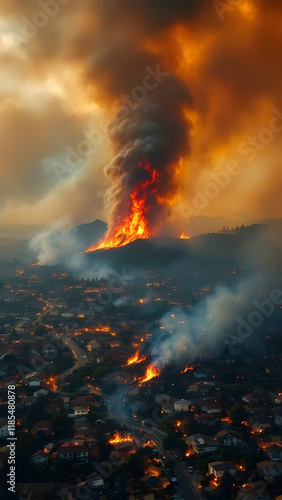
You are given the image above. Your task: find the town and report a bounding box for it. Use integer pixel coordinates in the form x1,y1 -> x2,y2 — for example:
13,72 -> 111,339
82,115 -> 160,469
0,244 -> 281,500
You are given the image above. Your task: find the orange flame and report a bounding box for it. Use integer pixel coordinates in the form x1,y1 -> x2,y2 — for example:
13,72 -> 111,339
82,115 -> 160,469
139,363 -> 161,384
108,432 -> 133,444
46,375 -> 58,392
181,364 -> 194,374
86,161 -> 161,252
126,350 -> 147,366
179,232 -> 190,240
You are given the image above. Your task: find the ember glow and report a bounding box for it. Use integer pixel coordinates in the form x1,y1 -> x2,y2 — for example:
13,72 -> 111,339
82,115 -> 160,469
139,364 -> 161,384
179,232 -> 190,240
87,160 -> 162,251
181,364 -> 194,374
108,432 -> 133,444
126,350 -> 147,366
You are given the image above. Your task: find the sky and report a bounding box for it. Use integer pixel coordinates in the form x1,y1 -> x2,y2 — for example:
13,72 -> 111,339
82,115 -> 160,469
0,0 -> 282,229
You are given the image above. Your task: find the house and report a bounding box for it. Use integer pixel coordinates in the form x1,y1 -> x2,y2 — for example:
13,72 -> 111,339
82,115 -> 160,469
200,401 -> 221,414
24,372 -> 45,387
257,460 -> 282,482
42,345 -> 57,357
45,397 -> 65,414
0,418 -> 9,438
31,450 -> 49,466
186,434 -> 218,455
242,391 -> 268,404
265,444 -> 282,460
69,476 -> 104,499
161,400 -> 175,414
216,430 -> 245,448
249,415 -> 272,433
112,441 -> 135,456
33,388 -> 49,397
194,413 -> 220,427
174,399 -> 191,412
236,484 -> 270,500
208,461 -> 236,478
57,442 -> 88,462
186,382 -> 210,396
31,420 -> 53,435
74,406 -> 89,417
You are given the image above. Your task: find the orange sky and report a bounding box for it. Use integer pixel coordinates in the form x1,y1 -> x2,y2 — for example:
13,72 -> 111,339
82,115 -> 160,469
0,0 -> 281,228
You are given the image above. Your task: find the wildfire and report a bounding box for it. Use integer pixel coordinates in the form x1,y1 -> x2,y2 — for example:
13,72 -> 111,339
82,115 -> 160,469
46,376 -> 58,392
86,160 -> 161,252
126,350 -> 147,366
181,364 -> 194,374
108,432 -> 133,444
185,450 -> 191,457
139,364 -> 161,384
179,232 -> 190,240
210,478 -> 220,488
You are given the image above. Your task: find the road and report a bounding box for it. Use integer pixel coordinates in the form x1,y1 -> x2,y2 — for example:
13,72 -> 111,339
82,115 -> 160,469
106,389 -> 202,500
53,335 -> 88,379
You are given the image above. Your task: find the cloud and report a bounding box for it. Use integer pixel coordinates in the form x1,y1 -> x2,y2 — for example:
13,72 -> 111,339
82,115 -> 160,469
0,0 -> 282,227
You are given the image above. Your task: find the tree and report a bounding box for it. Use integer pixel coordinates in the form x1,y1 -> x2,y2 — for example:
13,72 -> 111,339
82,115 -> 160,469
217,471 -> 233,499
229,403 -> 248,425
33,324 -> 48,336
196,460 -> 208,474
124,452 -> 145,478
51,412 -> 72,435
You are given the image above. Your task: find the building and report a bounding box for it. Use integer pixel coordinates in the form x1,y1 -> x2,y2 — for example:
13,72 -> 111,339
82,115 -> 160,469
236,484 -> 270,500
257,460 -> 282,482
31,450 -> 49,466
208,461 -> 236,478
57,442 -> 89,462
73,406 -> 89,417
31,420 -> 53,436
216,430 -> 245,448
25,372 -> 46,387
174,399 -> 192,412
249,415 -> 272,433
186,434 -> 218,455
265,444 -> 282,460
200,401 -> 221,414
194,413 -> 220,427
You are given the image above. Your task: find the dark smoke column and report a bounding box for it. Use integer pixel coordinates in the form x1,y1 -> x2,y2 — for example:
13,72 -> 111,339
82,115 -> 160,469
85,0 -> 202,251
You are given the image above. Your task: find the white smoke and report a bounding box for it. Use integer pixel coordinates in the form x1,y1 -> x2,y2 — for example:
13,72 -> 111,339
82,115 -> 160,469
30,219 -> 114,280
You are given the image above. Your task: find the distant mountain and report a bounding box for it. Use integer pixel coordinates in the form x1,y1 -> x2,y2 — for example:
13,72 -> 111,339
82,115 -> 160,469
72,219 -> 107,248
184,215 -> 282,237
86,223 -> 275,271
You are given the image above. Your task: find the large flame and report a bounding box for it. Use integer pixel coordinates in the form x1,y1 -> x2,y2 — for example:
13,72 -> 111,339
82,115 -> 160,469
87,160 -> 161,252
139,363 -> 161,384
108,432 -> 133,444
179,232 -> 190,240
126,350 -> 147,366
